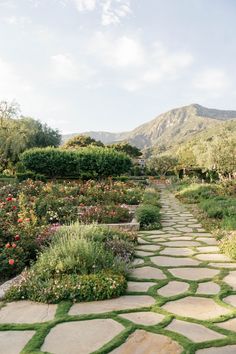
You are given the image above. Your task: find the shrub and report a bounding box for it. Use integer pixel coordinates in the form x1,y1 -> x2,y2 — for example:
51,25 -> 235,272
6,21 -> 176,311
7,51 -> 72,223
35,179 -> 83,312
142,187 -> 161,207
219,231 -> 236,260
21,146 -> 132,178
176,183 -> 219,203
5,270 -> 127,303
136,204 -> 161,230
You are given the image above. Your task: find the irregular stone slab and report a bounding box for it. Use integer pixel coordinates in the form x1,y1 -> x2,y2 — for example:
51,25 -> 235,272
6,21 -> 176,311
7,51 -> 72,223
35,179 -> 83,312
158,281 -> 189,297
169,267 -> 219,281
166,319 -> 225,342
191,232 -> 212,237
127,281 -> 156,292
176,227 -> 194,232
119,311 -> 165,325
223,295 -> 236,307
132,258 -> 144,266
216,318 -> 236,332
196,253 -> 231,262
197,282 -> 221,295
196,246 -> 220,253
161,240 -> 200,247
0,301 -> 56,323
69,296 -> 155,315
131,266 -> 166,280
136,245 -> 160,252
169,236 -> 194,241
110,330 -> 183,354
41,319 -> 124,354
210,263 -> 236,269
135,250 -> 154,257
137,238 -> 151,244
196,237 -> 217,245
151,256 -> 199,267
196,346 -> 236,354
224,271 -> 236,290
163,296 -> 230,320
0,330 -> 35,354
160,248 -> 194,256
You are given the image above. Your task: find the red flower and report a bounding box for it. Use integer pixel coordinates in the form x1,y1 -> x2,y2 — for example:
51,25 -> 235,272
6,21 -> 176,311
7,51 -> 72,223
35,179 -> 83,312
5,243 -> 11,249
17,218 -> 23,223
12,206 -> 17,210
6,197 -> 12,201
12,243 -> 17,248
15,235 -> 20,241
9,259 -> 15,265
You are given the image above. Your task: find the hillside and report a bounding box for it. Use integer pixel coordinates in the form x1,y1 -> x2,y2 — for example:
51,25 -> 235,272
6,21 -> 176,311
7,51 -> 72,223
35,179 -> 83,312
63,104 -> 236,149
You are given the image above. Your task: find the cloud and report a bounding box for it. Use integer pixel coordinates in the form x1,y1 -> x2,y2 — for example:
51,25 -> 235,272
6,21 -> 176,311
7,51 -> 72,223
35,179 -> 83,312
193,69 -> 230,91
90,32 -> 145,67
4,15 -> 31,26
72,0 -> 131,25
50,53 -> 94,81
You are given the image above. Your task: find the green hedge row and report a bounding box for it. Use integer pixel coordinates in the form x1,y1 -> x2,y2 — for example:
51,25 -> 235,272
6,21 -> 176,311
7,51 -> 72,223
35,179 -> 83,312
20,147 -> 132,178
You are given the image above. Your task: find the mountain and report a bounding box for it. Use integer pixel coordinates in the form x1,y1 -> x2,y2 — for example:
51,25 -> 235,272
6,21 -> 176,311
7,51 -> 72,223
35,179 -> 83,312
62,104 -> 236,149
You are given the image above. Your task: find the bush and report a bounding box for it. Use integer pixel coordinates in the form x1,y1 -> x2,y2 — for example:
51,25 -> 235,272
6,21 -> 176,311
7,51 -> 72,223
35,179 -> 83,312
21,146 -> 132,178
5,224 -> 131,303
142,187 -> 161,207
219,231 -> 236,260
16,171 -> 46,182
176,184 -> 219,203
136,204 -> 161,230
5,270 -> 126,303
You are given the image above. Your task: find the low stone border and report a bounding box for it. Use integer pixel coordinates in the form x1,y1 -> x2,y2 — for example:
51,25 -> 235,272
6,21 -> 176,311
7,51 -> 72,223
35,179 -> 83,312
101,217 -> 140,231
0,275 -> 23,300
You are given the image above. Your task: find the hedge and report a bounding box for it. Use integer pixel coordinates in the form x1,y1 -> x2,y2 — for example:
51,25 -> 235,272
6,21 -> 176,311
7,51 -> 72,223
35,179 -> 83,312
20,146 -> 132,178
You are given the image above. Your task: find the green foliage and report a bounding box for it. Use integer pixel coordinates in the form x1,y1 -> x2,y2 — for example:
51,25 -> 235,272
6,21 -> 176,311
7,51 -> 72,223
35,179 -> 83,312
21,146 -> 132,178
5,223 -> 131,303
142,187 -> 161,207
109,143 -> 142,158
0,101 -> 61,169
148,155 -> 178,176
219,231 -> 236,259
16,171 -> 46,182
136,204 -> 161,230
176,183 -> 220,203
63,134 -> 104,149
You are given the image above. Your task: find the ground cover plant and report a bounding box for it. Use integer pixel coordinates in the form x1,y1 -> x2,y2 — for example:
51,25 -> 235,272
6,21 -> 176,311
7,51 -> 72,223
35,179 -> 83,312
135,186 -> 161,230
0,179 -> 143,282
5,224 -> 136,303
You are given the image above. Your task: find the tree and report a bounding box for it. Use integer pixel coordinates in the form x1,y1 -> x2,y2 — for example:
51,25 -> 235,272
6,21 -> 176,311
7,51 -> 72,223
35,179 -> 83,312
63,135 -> 104,149
109,143 -> 142,158
147,155 -> 178,176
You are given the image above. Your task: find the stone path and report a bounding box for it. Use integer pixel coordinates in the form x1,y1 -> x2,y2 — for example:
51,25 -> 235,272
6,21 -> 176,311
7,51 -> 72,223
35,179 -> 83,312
1,187 -> 236,353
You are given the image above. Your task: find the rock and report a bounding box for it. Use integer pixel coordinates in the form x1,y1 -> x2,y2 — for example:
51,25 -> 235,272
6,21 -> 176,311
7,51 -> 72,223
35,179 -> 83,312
119,311 -> 165,325
151,256 -> 199,267
196,346 -> 236,354
127,281 -> 156,292
0,330 -> 35,354
169,267 -> 219,281
158,281 -> 189,297
131,266 -> 166,280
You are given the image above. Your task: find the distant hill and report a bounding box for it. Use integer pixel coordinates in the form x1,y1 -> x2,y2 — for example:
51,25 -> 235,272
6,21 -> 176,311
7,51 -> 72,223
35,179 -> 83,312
62,104 -> 236,149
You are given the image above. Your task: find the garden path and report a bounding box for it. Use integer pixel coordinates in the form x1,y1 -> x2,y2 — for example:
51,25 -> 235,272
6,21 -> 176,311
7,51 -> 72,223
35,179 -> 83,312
1,186 -> 236,353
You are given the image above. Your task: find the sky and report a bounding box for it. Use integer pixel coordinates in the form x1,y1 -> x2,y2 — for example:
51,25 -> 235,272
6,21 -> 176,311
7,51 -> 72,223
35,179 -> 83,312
0,0 -> 236,134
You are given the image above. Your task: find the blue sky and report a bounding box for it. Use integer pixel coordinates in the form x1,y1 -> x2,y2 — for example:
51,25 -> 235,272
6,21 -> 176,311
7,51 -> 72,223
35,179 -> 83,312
0,0 -> 236,134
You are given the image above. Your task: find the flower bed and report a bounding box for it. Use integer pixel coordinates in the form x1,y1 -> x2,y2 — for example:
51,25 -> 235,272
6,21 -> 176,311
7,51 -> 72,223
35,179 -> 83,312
0,179 -> 143,282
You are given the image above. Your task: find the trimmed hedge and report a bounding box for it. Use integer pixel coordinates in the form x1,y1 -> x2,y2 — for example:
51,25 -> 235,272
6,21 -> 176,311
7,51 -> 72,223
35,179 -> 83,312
136,204 -> 161,230
20,146 -> 132,178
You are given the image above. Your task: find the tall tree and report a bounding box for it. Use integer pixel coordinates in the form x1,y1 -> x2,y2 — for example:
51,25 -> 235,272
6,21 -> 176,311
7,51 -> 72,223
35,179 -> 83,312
63,135 -> 104,149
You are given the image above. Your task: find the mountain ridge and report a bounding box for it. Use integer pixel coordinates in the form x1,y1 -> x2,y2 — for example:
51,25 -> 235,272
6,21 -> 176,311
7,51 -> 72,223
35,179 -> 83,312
62,104 -> 236,149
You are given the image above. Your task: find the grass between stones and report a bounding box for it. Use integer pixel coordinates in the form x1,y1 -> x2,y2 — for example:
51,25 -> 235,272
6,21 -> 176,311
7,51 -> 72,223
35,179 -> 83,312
1,187 -> 236,353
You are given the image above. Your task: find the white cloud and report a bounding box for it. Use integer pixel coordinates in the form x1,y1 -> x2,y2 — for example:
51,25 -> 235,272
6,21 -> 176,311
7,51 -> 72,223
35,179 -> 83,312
90,32 -> 145,67
193,69 -> 230,91
50,53 -> 94,81
72,0 -> 131,25
73,0 -> 96,11
4,15 -> 31,26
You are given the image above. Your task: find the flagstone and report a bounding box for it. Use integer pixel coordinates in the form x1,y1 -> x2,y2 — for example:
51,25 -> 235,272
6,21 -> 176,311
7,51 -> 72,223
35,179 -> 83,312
169,267 -> 220,281
131,266 -> 166,280
110,330 -> 183,354
197,282 -> 221,295
176,227 -> 194,232
41,319 -> 124,354
151,256 -> 199,267
163,296 -> 230,320
69,296 -> 156,315
135,250 -> 154,257
223,271 -> 236,290
216,318 -> 236,332
166,319 -> 225,342
223,295 -> 236,307
196,237 -> 217,245
196,345 -> 236,354
161,240 -> 201,247
132,258 -> 144,266
127,281 -> 156,292
196,246 -> 220,253
0,330 -> 36,354
157,281 -> 189,297
195,253 -> 231,262
0,301 -> 56,324
119,311 -> 165,325
160,247 -> 194,256
136,244 -> 160,252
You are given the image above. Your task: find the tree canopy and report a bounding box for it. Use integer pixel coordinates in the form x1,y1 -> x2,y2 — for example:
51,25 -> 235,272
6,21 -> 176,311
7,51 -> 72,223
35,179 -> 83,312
63,134 -> 104,149
109,142 -> 142,158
